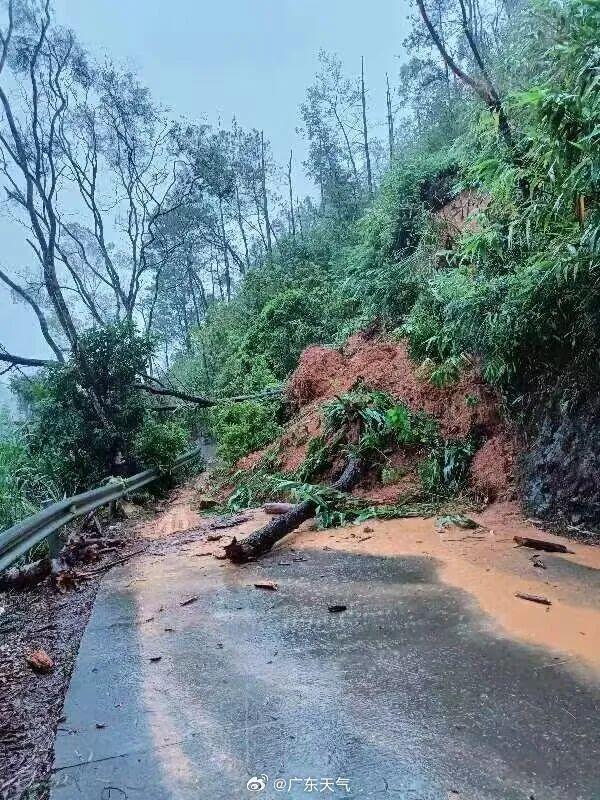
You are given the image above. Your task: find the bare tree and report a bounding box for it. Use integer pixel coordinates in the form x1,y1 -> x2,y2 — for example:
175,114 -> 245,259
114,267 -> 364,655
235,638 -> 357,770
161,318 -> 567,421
360,57 -> 373,198
0,1 -> 196,373
386,73 -> 395,162
415,0 -> 513,147
287,150 -> 296,238
260,130 -> 272,257
0,0 -> 82,360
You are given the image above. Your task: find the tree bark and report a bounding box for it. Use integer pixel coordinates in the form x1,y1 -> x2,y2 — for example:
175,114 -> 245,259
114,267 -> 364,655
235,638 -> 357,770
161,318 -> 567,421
260,131 -> 272,257
235,185 -> 250,274
287,150 -> 296,239
223,457 -> 362,563
361,57 -> 373,198
386,73 -> 394,162
218,196 -> 232,301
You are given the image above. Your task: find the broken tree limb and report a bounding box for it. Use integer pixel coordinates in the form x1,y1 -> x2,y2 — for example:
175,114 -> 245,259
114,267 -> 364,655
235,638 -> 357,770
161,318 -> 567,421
0,351 -> 58,368
513,535 -> 574,554
0,525 -> 123,591
137,383 -> 282,407
224,457 -> 363,563
77,546 -> 149,578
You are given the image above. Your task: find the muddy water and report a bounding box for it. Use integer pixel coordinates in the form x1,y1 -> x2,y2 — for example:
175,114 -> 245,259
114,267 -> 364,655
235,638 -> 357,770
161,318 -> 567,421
137,492 -> 600,674
286,502 -> 600,676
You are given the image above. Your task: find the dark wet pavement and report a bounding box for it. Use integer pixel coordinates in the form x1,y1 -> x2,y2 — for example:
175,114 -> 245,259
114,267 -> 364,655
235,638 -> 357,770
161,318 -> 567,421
50,548 -> 600,800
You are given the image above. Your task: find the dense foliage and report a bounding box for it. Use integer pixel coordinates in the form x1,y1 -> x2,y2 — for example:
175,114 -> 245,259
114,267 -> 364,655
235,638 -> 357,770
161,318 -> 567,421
178,0 -> 600,406
1,0 -> 599,527
4,325 -> 193,515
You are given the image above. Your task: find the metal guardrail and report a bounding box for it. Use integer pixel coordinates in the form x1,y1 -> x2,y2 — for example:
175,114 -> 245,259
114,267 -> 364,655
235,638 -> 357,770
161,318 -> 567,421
0,446 -> 202,573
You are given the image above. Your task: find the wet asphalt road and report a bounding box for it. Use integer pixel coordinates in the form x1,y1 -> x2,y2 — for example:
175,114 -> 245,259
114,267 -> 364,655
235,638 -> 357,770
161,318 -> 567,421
50,547 -> 600,800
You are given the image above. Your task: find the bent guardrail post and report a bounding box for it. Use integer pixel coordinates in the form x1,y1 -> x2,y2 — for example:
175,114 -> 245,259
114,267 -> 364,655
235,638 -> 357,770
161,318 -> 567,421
0,445 -> 202,574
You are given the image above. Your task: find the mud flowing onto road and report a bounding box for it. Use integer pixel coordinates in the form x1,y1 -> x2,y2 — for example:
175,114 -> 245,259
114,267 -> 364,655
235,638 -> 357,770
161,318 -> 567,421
137,482 -> 600,677
287,502 -> 600,677
136,485 -> 204,540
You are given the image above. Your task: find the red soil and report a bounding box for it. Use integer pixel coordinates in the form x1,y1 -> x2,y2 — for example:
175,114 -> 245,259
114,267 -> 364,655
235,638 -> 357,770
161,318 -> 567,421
238,332 -> 516,502
288,334 -> 499,439
471,433 -> 517,501
433,189 -> 490,246
235,447 -> 270,473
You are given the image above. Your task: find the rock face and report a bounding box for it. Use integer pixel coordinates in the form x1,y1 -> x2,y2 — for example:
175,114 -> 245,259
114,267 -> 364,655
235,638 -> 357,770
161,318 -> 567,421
521,389 -> 600,530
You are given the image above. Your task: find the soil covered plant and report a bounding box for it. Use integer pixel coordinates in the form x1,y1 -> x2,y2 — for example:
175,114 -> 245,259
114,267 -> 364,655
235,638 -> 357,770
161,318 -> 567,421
216,331 -> 517,527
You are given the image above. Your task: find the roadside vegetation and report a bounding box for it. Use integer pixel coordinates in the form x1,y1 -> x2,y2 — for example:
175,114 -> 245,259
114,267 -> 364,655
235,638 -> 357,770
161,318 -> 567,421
1,0 -> 599,529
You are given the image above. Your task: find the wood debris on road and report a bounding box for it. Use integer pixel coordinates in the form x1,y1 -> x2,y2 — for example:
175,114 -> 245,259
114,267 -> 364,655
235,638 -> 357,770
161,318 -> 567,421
515,592 -> 552,606
254,581 -> 278,591
514,535 -> 573,554
179,596 -> 198,607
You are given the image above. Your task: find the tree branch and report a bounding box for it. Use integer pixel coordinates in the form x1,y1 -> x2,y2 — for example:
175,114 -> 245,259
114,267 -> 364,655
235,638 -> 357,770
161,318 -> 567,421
0,265 -> 65,362
416,0 -> 512,147
137,383 -> 282,407
0,351 -> 57,368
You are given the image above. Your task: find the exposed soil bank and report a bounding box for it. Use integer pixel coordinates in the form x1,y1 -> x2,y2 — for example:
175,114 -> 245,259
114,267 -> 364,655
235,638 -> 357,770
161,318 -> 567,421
239,332 -> 518,503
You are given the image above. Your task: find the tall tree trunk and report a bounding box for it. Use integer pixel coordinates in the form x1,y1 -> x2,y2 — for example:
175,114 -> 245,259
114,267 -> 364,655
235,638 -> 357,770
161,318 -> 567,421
332,106 -> 359,196
235,185 -> 250,275
296,200 -> 304,239
385,73 -> 394,163
196,274 -> 209,313
416,0 -> 513,149
218,196 -> 232,301
361,57 -> 373,198
260,131 -> 272,257
186,256 -> 201,327
436,1 -> 452,125
287,150 -> 296,239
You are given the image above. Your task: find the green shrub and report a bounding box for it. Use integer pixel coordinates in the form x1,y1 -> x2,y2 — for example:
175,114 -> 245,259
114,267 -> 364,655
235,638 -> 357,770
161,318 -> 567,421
0,411 -> 58,529
134,419 -> 190,471
211,400 -> 282,465
15,323 -> 155,493
419,438 -> 476,496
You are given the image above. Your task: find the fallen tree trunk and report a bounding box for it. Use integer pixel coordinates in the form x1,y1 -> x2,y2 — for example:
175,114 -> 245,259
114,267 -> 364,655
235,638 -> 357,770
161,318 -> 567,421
263,502 -> 295,515
0,553 -> 79,592
138,383 -> 282,407
224,457 -> 362,563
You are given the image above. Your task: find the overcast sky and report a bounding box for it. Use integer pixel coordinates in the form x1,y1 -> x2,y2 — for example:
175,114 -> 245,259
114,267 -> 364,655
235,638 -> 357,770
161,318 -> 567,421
0,0 -> 411,367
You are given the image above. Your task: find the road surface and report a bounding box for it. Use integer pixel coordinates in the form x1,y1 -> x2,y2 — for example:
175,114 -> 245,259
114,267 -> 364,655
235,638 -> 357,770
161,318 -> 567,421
50,518 -> 600,800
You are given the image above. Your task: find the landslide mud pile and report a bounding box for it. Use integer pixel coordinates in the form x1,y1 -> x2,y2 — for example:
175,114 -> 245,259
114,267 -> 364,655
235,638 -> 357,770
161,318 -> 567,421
236,332 -> 517,506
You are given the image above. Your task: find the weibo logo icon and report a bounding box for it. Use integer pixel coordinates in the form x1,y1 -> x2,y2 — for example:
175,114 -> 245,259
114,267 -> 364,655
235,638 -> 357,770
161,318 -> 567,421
246,774 -> 268,792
